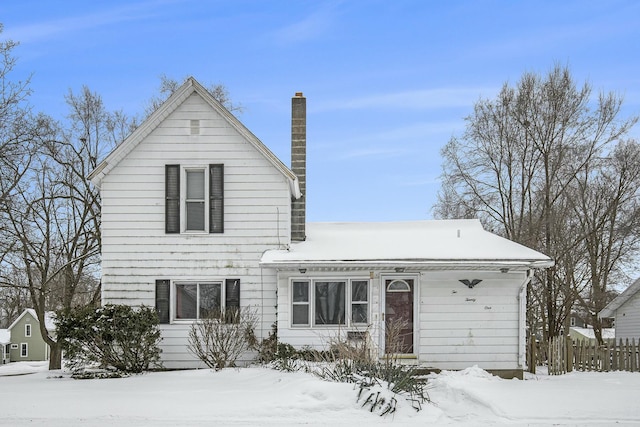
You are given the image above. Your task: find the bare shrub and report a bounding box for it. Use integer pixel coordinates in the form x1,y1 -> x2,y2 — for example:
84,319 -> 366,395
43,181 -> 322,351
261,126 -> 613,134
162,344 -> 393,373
308,323 -> 430,415
188,306 -> 258,370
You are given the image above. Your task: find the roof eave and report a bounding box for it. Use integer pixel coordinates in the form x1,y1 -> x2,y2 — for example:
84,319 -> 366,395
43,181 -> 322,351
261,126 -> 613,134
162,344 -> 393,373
259,258 -> 554,271
598,276 -> 640,318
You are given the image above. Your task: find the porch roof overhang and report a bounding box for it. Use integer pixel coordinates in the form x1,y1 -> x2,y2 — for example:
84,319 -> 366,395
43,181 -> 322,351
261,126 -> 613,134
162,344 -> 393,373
260,220 -> 554,272
259,259 -> 554,272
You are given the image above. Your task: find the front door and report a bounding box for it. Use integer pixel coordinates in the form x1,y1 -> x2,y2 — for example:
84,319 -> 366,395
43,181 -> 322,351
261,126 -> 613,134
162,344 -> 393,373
384,278 -> 414,354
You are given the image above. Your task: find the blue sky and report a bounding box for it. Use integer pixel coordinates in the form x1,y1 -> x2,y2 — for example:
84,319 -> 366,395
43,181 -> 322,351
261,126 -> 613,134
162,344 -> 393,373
2,1 -> 640,222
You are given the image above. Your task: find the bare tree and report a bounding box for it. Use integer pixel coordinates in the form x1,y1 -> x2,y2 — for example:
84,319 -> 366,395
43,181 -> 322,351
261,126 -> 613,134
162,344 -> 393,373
0,84 -> 134,369
0,26 -> 41,265
0,26 -> 58,336
144,74 -> 243,117
435,64 -> 639,341
0,268 -> 30,327
569,140 -> 640,343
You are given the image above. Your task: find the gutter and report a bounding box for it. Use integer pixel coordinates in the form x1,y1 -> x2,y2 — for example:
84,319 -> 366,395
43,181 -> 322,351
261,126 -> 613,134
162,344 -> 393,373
259,259 -> 555,271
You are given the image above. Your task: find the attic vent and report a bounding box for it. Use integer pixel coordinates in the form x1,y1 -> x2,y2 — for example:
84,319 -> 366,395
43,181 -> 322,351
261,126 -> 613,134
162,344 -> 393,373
190,119 -> 200,135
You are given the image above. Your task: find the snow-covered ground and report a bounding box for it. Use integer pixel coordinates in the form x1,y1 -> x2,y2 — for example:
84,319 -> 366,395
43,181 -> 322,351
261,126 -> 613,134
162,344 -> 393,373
1,362 -> 639,426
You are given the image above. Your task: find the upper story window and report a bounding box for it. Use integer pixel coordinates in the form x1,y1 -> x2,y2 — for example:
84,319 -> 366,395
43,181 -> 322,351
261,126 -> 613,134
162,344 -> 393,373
186,169 -> 206,231
25,324 -> 32,337
165,164 -> 224,234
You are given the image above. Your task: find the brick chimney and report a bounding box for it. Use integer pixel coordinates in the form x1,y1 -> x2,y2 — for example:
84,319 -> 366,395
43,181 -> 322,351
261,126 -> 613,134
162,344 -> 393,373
291,92 -> 306,242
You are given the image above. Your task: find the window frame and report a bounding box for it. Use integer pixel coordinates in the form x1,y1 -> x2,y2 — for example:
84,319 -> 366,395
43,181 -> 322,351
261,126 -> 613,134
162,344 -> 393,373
168,278 -> 240,323
165,164 -> 224,234
20,343 -> 28,357
25,324 -> 32,337
291,280 -> 310,326
174,281 -> 223,321
183,167 -> 208,233
290,278 -> 369,328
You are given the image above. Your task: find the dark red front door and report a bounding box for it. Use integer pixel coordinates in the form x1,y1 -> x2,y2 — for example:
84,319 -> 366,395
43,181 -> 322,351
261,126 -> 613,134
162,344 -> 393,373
384,279 -> 414,354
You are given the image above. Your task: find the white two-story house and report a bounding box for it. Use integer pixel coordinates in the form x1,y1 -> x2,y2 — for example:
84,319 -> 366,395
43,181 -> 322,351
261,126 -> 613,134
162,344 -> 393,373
90,77 -> 553,379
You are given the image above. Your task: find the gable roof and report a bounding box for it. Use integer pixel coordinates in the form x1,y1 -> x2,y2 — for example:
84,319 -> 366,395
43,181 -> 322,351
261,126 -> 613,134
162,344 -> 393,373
261,219 -> 554,270
8,309 -> 56,332
599,277 -> 640,318
570,327 -> 615,340
88,77 -> 300,199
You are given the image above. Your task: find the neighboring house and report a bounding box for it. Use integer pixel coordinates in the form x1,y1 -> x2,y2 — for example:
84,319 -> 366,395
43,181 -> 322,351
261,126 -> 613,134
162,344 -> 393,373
600,277 -> 640,341
89,77 -> 553,379
7,309 -> 56,362
568,327 -> 615,345
569,312 -> 588,328
0,329 -> 9,364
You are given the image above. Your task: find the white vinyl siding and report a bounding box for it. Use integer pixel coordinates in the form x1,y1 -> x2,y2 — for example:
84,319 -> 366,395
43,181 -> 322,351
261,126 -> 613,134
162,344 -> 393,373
278,270 -> 527,372
417,271 -> 525,371
615,291 -> 640,340
99,93 -> 291,368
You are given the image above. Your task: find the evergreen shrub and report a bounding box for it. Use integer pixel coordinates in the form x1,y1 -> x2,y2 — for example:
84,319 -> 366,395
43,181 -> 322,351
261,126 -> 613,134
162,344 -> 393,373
57,304 -> 163,375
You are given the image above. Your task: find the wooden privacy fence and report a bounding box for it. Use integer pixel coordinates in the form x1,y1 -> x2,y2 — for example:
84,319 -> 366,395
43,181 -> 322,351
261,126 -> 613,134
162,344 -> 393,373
530,336 -> 640,375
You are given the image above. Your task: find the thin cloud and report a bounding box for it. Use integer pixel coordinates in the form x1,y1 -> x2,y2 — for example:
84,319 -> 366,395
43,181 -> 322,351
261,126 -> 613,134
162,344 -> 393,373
4,0 -> 181,44
339,147 -> 407,160
269,2 -> 342,46
463,3 -> 640,62
336,121 -> 466,147
314,87 -> 497,112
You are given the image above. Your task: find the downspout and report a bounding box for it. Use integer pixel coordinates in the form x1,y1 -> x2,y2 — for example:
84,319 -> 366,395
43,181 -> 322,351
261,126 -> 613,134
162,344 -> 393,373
517,270 -> 533,369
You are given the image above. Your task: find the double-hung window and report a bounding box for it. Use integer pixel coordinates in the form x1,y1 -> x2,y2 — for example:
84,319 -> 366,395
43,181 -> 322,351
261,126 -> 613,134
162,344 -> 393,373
20,343 -> 28,357
291,279 -> 369,327
185,169 -> 206,231
351,280 -> 369,324
292,281 -> 310,326
166,164 -> 224,234
25,324 -> 32,337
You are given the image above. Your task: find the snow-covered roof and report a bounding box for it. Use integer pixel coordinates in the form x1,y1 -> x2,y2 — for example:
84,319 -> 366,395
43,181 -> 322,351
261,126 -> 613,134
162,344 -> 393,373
261,219 -> 553,270
599,277 -> 640,318
8,309 -> 56,332
88,77 -> 300,199
570,327 -> 615,340
0,329 -> 9,344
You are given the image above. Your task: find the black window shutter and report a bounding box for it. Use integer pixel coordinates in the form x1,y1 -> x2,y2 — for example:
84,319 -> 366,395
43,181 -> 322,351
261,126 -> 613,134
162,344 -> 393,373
165,165 -> 180,233
209,164 -> 224,233
155,280 -> 170,324
225,278 -> 240,323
